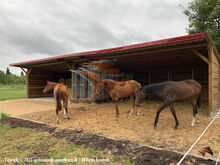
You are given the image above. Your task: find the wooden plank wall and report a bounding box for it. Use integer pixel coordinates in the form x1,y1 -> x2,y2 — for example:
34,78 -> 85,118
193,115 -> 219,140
209,46 -> 220,115
27,69 -> 53,98
27,69 -> 72,98
133,65 -> 208,103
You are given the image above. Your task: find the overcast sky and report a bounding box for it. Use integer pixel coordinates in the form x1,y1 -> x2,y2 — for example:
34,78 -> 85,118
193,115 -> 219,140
0,0 -> 192,75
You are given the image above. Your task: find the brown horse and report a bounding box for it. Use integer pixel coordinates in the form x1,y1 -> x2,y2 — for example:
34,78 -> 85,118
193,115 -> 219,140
135,80 -> 202,130
43,81 -> 70,124
96,79 -> 141,121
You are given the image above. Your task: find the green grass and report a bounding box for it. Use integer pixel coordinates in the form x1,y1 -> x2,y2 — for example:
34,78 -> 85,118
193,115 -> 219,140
0,113 -> 8,119
0,124 -> 133,165
146,138 -> 154,147
0,86 -> 26,101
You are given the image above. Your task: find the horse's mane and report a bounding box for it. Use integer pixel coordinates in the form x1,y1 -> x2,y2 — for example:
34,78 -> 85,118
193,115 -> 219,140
104,79 -> 117,89
117,81 -> 126,86
142,81 -> 170,94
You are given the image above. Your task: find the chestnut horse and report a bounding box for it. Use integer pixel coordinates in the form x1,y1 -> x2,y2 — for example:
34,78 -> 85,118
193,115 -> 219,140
43,81 -> 70,124
96,79 -> 141,121
135,80 -> 201,130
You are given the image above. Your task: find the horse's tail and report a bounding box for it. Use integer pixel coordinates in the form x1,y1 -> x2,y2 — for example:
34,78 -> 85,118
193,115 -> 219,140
197,93 -> 201,108
55,88 -> 62,111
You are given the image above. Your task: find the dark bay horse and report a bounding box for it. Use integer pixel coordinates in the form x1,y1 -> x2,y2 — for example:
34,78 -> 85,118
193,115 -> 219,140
96,79 -> 141,121
43,81 -> 69,124
135,80 -> 202,130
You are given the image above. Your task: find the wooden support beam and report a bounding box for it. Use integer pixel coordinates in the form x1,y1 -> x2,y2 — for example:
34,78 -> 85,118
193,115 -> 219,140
27,68 -> 32,75
208,45 -> 213,117
26,68 -> 32,98
192,49 -> 209,64
20,67 -> 27,75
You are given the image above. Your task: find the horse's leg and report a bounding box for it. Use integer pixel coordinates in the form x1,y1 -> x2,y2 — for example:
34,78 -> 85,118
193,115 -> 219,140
65,99 -> 70,119
56,108 -> 59,124
169,104 -> 179,130
129,95 -> 134,115
115,99 -> 119,121
195,99 -> 200,123
191,98 -> 199,126
54,97 -> 59,124
132,94 -> 141,115
63,101 -> 67,119
64,99 -> 70,119
191,105 -> 196,127
196,107 -> 200,123
154,102 -> 170,128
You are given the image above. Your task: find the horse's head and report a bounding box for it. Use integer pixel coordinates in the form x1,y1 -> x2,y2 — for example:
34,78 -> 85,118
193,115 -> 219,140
43,81 -> 54,93
96,80 -> 105,95
135,88 -> 146,107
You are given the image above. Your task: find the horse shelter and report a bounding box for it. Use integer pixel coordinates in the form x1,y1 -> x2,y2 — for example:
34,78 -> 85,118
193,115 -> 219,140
10,32 -> 220,116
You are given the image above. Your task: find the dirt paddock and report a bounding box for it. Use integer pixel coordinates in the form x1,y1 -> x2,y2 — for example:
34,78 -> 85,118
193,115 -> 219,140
1,99 -> 219,160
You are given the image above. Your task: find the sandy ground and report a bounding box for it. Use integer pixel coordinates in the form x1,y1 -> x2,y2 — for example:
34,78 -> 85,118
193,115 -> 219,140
0,99 -> 219,160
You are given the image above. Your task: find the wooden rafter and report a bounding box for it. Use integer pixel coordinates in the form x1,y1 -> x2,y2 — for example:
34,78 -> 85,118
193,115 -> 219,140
67,62 -> 76,70
20,67 -> 27,74
191,49 -> 209,64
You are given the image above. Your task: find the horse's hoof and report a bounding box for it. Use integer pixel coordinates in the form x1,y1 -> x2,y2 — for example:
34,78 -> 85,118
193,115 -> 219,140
68,117 -> 70,120
191,123 -> 195,127
174,126 -> 178,130
154,125 -> 157,129
129,113 -> 132,116
196,120 -> 200,123
137,112 -> 140,116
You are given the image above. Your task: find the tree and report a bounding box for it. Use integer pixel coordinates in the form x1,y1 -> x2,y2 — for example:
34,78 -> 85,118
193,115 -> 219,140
6,67 -> 11,75
0,70 -> 6,84
21,71 -> 24,77
184,0 -> 220,52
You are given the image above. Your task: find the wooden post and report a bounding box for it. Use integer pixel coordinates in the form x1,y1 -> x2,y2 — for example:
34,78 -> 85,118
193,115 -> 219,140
26,68 -> 32,98
208,45 -> 213,116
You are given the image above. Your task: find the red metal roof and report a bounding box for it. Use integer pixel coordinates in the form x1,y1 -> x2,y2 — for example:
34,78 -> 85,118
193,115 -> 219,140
10,33 -> 207,67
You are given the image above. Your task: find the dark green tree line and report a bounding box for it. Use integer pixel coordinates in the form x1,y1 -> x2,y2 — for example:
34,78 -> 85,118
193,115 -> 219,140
0,68 -> 26,85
